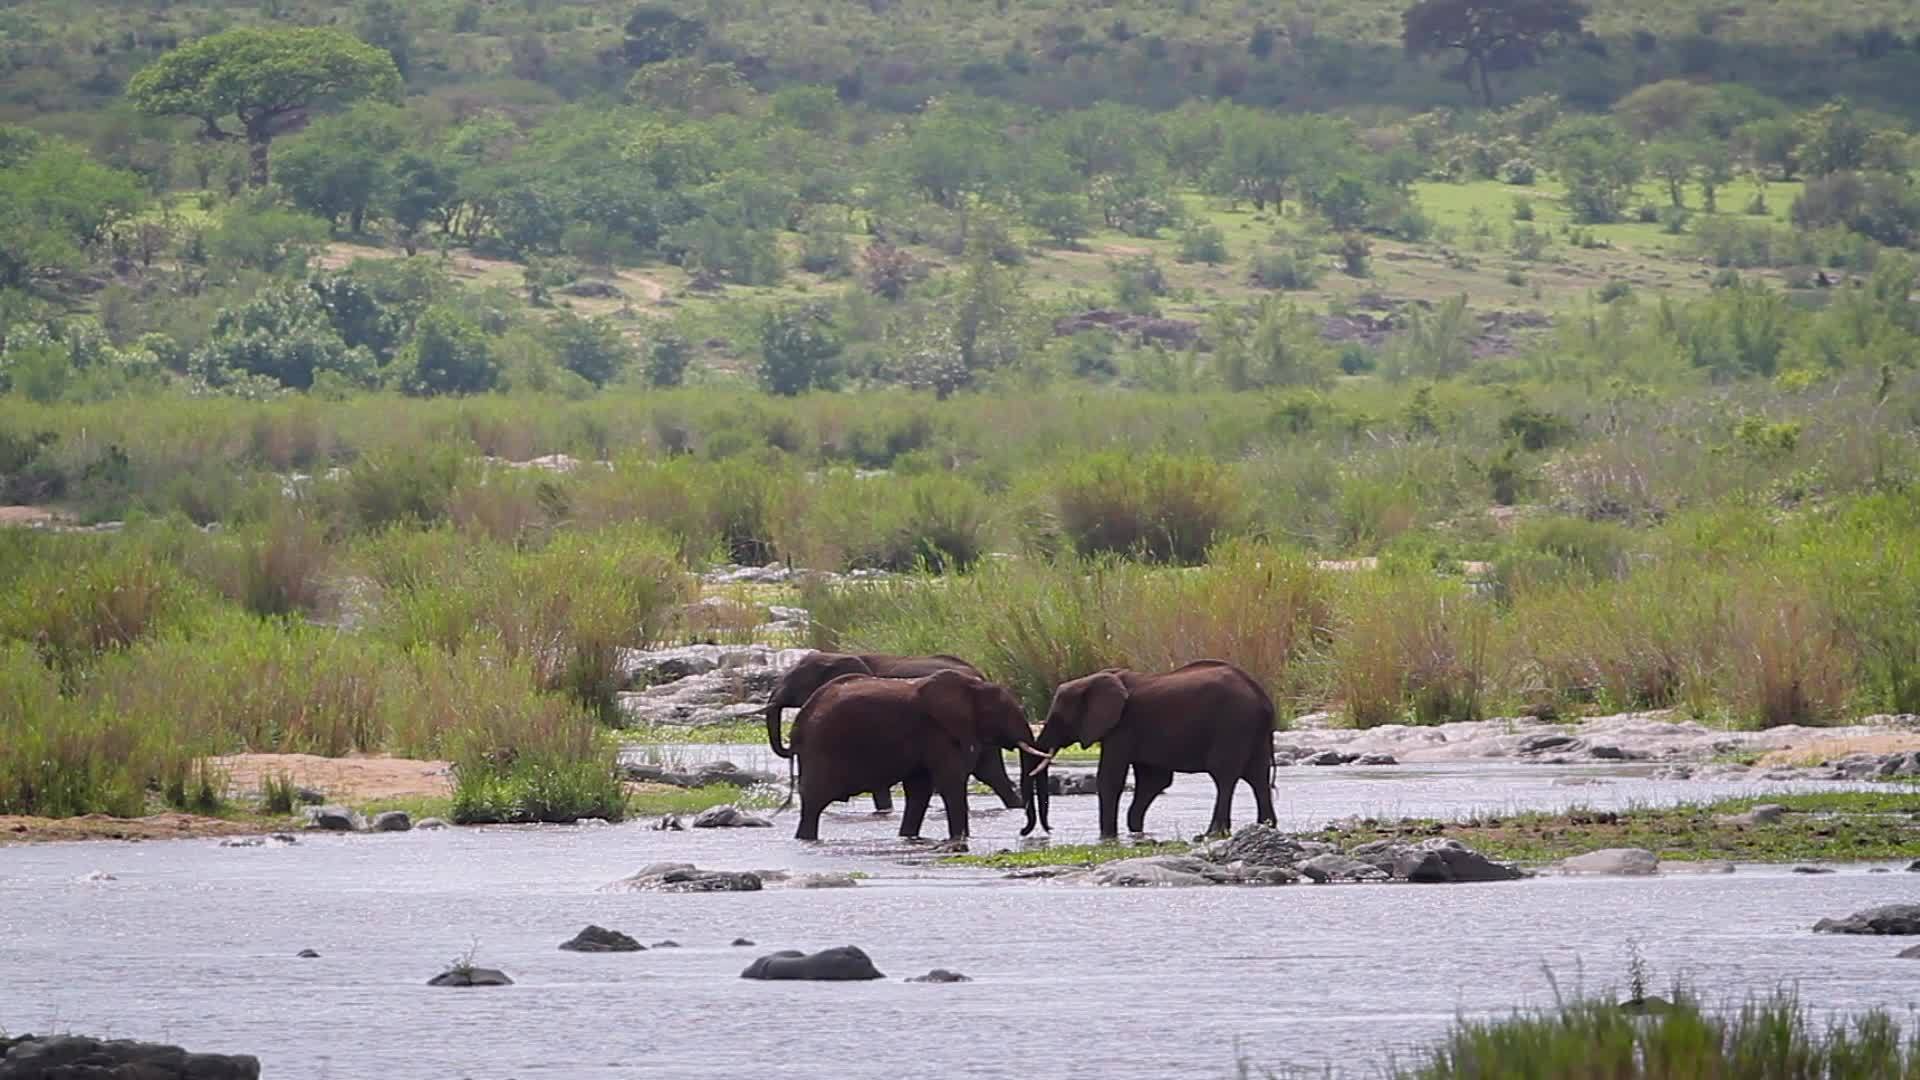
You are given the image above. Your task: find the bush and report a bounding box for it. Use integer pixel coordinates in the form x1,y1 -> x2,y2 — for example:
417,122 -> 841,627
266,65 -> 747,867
395,305 -> 498,396
0,541 -> 200,680
1251,248 -> 1321,290
333,442 -> 470,530
1333,573 -> 1489,728
758,304 -> 842,396
1178,224 -> 1229,264
1050,452 -> 1242,564
773,471 -> 988,572
644,333 -> 692,387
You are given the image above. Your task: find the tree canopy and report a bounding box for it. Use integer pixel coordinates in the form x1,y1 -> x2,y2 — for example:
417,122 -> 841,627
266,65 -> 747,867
1402,0 -> 1589,107
127,27 -> 401,187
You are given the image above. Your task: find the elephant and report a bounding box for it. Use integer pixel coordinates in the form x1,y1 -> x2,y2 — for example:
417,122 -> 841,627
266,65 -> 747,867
1028,659 -> 1277,839
740,945 -> 884,981
765,651 -> 1022,813
784,670 -> 1049,841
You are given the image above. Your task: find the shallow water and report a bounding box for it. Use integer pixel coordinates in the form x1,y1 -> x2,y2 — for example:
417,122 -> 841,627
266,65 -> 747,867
4,762 -> 1915,1079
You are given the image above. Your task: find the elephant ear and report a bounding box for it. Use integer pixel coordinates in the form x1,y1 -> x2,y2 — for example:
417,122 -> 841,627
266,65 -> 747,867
1075,671 -> 1129,746
914,670 -> 979,750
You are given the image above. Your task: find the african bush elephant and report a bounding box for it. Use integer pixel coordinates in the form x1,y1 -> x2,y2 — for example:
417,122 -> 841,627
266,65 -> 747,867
765,652 -> 1022,812
784,670 -> 1049,841
1029,660 -> 1277,839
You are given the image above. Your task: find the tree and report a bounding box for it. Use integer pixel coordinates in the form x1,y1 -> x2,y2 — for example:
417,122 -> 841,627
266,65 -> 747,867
1402,0 -> 1589,107
0,137 -> 144,289
396,305 -> 497,395
758,304 -> 840,396
1544,116 -> 1642,223
127,27 -> 401,187
385,153 -> 456,254
273,104 -> 408,232
192,284 -> 376,390
623,6 -> 707,67
1611,80 -> 1713,140
546,311 -> 632,387
1645,141 -> 1695,208
1793,99 -> 1874,178
1026,193 -> 1091,247
357,0 -> 413,78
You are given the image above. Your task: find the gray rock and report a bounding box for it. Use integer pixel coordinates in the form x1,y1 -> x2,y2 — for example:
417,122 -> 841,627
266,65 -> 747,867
1558,848 -> 1659,875
415,818 -> 448,830
1793,866 -> 1837,875
1899,944 -> 1920,958
302,805 -> 362,832
1660,860 -> 1736,875
732,938 -> 756,947
428,967 -> 513,987
654,814 -> 685,831
1047,771 -> 1099,796
1302,750 -> 1358,766
1354,753 -> 1399,766
625,760 -> 778,789
652,940 -> 681,948
906,969 -> 972,983
740,945 -> 885,981
1084,855 -> 1242,887
220,837 -> 266,848
691,804 -> 773,828
1518,733 -> 1581,755
1370,839 -> 1527,883
1716,803 -> 1786,828
0,1035 -> 260,1080
1814,904 -> 1920,935
295,787 -> 326,805
786,872 -> 860,888
559,925 -> 645,953
371,811 -> 412,833
1907,859 -> 1920,873
607,863 -> 764,893
1209,824 -> 1327,868
296,949 -> 320,959
1587,744 -> 1630,760
1294,853 -> 1390,883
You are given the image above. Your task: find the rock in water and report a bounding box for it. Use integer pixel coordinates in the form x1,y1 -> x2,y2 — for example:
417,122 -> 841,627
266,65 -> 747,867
652,940 -> 682,948
787,872 -> 860,889
559,925 -> 645,953
415,818 -> 448,830
1557,848 -> 1659,876
296,949 -> 320,959
732,938 -> 756,947
427,967 -> 514,987
1899,944 -> 1920,958
1814,904 -> 1920,935
0,1035 -> 261,1080
1083,855 -> 1241,887
740,945 -> 885,981
606,863 -> 765,893
371,811 -> 412,833
1793,866 -> 1837,875
303,806 -> 363,832
1294,853 -> 1390,884
691,804 -> 774,828
906,969 -> 972,983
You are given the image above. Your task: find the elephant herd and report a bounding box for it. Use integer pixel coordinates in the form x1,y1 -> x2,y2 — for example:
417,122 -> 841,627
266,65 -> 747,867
764,652 -> 1279,842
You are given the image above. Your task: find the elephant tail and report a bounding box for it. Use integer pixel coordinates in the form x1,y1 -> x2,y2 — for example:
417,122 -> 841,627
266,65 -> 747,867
780,752 -> 797,812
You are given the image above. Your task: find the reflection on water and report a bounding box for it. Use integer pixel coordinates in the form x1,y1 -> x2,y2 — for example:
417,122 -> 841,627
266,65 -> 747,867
2,762 -> 1910,1079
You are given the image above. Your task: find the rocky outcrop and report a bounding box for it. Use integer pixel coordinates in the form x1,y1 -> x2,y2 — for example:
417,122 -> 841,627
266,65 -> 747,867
691,804 -> 773,828
1350,838 -> 1528,883
428,967 -> 514,987
1295,853 -> 1390,883
303,806 -> 362,832
907,969 -> 972,983
740,945 -> 885,981
372,811 -> 412,832
1052,309 -> 1201,348
1557,848 -> 1660,876
607,862 -> 764,893
624,760 -> 777,790
0,1035 -> 260,1079
1814,904 -> 1920,935
559,925 -> 645,952
614,645 -> 812,727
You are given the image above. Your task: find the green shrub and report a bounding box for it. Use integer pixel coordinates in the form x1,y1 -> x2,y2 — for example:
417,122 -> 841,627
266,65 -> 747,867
1177,224 -> 1228,264
1333,573 -> 1490,728
773,470 -> 988,572
1050,453 -> 1242,565
0,541 -> 202,680
332,442 -> 470,530
439,652 -> 625,823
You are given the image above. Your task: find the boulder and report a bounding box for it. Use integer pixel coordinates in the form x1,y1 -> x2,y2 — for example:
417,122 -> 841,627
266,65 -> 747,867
1301,750 -> 1358,766
1294,853 -> 1390,884
692,804 -> 774,829
654,815 -> 685,831
295,787 -> 326,805
732,938 -> 756,947
415,818 -> 448,831
302,806 -> 362,832
1360,839 -> 1527,883
906,969 -> 972,983
1793,866 -> 1837,875
607,863 -> 764,893
652,940 -> 682,948
427,967 -> 513,987
559,925 -> 645,953
1814,904 -> 1920,935
624,761 -> 777,789
1210,824 -> 1330,867
1899,944 -> 1920,959
1517,733 -> 1581,755
1047,771 -> 1099,796
371,811 -> 412,833
786,872 -> 860,889
1558,848 -> 1660,876
1907,859 -> 1920,873
740,945 -> 885,981
296,949 -> 320,959
0,1035 -> 260,1080
1354,753 -> 1399,766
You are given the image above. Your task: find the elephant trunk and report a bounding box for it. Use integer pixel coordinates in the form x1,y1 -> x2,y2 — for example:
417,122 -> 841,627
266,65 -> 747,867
1019,748 -> 1051,836
765,701 -> 792,759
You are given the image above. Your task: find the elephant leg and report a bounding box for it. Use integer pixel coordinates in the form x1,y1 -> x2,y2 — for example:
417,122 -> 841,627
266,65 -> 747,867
1126,765 -> 1174,834
1247,746 -> 1277,827
870,787 -> 894,813
1206,772 -> 1237,837
899,774 -> 933,839
1095,753 -> 1129,840
938,772 -> 971,840
795,794 -> 825,841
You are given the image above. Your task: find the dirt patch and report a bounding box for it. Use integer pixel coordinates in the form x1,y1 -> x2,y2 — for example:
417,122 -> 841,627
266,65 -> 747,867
0,813 -> 265,845
1755,734 -> 1920,768
0,505 -> 63,527
215,753 -> 453,803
